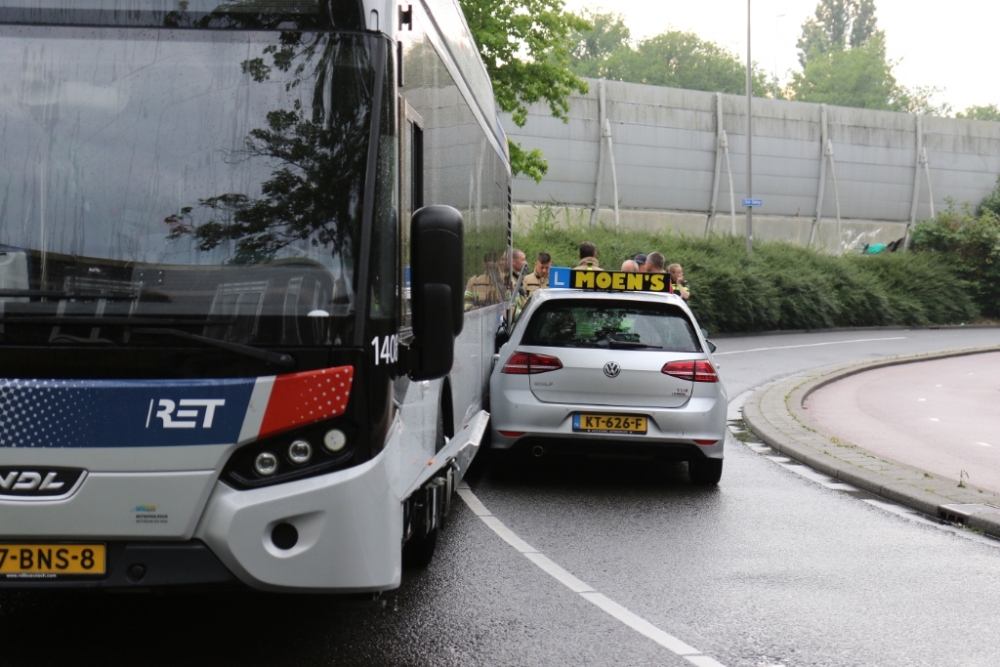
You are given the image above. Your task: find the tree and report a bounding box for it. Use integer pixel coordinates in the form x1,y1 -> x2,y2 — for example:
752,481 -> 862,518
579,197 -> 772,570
902,85 -> 951,117
957,104 -> 1000,122
789,1 -> 935,111
461,0 -> 590,182
567,9 -> 631,79
796,0 -> 879,67
600,30 -> 769,96
788,33 -> 907,110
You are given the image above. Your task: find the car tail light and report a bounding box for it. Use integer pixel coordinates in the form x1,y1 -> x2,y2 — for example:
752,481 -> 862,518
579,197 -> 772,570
501,352 -> 563,374
499,431 -> 525,437
662,360 -> 719,383
694,439 -> 718,445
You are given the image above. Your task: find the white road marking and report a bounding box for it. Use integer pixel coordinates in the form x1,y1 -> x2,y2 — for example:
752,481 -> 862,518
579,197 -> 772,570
456,487 -> 491,516
479,516 -> 535,553
713,336 -> 906,356
919,398 -> 926,401
930,418 -> 940,422
976,442 -> 993,448
524,553 -> 593,593
581,592 -> 700,655
457,482 -> 729,666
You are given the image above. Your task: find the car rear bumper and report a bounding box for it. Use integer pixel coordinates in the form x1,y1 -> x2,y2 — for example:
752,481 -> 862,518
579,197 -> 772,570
489,388 -> 726,460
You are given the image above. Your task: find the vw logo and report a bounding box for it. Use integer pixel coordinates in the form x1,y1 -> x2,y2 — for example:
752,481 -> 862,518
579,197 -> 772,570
603,361 -> 621,378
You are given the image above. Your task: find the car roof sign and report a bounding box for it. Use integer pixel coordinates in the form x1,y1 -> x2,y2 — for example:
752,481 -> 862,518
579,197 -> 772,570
548,266 -> 672,293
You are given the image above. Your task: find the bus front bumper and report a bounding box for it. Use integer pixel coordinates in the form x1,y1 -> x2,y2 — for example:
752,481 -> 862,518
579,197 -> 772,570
195,451 -> 403,593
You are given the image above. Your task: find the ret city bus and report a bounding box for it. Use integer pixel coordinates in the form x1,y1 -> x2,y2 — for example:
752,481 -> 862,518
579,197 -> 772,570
0,0 -> 511,592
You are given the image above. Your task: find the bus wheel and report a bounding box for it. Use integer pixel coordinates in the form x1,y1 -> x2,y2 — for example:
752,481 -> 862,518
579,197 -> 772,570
403,528 -> 438,569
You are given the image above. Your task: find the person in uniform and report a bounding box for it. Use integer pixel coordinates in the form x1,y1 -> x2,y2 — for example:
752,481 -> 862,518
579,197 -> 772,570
464,252 -> 502,311
501,248 -> 527,293
574,241 -> 599,270
643,251 -> 666,273
668,263 -> 691,300
522,251 -> 552,295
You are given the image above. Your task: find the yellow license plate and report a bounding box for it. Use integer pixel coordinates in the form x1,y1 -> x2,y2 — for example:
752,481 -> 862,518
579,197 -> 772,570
573,414 -> 648,434
0,544 -> 106,577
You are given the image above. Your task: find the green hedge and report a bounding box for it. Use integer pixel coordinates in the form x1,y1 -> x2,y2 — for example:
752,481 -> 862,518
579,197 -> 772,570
911,198 -> 1000,319
515,226 -> 978,334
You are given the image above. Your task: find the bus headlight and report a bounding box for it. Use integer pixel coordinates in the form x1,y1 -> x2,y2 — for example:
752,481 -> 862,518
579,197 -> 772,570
221,417 -> 359,490
323,429 -> 347,452
254,452 -> 278,476
288,440 -> 313,464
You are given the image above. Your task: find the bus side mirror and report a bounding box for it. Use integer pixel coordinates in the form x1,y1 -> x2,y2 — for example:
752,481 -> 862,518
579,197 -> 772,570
495,327 -> 510,353
408,205 -> 464,380
700,327 -> 717,353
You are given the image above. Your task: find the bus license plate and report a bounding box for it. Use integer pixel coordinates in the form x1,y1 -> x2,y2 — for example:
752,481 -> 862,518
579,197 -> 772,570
573,414 -> 648,434
0,544 -> 106,577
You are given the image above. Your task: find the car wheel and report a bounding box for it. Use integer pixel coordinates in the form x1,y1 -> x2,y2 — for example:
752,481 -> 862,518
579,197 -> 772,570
689,457 -> 723,485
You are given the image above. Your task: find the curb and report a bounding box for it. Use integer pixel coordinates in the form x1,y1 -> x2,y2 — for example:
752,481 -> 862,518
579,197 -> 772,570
741,345 -> 1000,538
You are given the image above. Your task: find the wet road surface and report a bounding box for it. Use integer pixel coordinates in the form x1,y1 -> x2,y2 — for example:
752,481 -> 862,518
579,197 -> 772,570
807,351 -> 1000,494
2,327 -> 1000,667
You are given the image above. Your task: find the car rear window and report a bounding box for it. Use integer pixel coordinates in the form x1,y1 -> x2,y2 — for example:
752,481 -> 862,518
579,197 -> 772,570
522,299 -> 702,352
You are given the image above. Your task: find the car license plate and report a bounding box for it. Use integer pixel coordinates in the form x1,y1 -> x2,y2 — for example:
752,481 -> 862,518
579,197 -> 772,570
573,414 -> 648,434
0,544 -> 106,577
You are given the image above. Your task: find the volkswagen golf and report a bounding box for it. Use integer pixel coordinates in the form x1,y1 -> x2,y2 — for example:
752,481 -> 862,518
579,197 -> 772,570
488,274 -> 727,484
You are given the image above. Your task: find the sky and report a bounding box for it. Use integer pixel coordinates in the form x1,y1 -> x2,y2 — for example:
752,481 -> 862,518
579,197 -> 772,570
561,0 -> 996,114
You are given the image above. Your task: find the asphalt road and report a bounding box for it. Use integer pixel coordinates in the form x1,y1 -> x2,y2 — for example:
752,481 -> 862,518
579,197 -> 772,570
2,327 -> 1000,667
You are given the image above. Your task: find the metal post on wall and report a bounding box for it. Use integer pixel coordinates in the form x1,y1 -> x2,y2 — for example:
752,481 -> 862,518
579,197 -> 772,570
591,79 -> 607,226
903,114 -> 923,251
725,133 -> 737,235
706,93 -> 724,237
825,140 -> 843,255
603,118 -> 621,231
707,94 -> 737,238
921,147 -> 935,219
808,104 -> 828,248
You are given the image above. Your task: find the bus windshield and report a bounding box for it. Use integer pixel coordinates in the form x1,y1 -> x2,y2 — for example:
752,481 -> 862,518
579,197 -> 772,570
0,9 -> 391,349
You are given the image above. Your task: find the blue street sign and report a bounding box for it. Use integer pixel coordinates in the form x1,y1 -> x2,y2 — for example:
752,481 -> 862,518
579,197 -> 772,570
742,198 -> 763,207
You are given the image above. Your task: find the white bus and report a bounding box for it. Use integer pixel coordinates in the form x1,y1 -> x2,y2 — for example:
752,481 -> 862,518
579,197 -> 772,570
0,0 -> 511,593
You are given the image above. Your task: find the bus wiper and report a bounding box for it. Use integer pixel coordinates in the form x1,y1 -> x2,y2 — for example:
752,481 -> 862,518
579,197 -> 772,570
0,289 -> 138,300
608,341 -> 662,349
130,328 -> 295,369
0,316 -> 220,326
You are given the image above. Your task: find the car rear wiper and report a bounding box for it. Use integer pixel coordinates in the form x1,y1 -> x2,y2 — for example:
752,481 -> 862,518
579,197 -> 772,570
608,341 -> 662,349
130,328 -> 295,368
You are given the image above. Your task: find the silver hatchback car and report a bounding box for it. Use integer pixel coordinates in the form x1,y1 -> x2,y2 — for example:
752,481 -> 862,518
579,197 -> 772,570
489,286 -> 727,483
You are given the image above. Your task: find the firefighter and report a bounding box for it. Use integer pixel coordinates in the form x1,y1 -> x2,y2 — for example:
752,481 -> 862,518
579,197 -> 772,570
464,252 -> 502,310
522,251 -> 552,295
574,241 -> 600,270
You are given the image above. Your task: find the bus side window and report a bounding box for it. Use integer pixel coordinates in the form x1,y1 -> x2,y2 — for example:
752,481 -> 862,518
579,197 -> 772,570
401,99 -> 424,332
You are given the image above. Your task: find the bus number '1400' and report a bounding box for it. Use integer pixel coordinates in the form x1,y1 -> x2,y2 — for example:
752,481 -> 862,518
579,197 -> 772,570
371,335 -> 399,366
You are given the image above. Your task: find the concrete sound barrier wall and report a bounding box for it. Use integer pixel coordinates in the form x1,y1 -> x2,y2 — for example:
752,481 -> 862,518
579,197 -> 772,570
502,78 -> 1000,253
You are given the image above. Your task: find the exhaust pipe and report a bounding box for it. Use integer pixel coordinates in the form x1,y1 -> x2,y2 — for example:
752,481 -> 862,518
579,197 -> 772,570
532,445 -> 545,458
